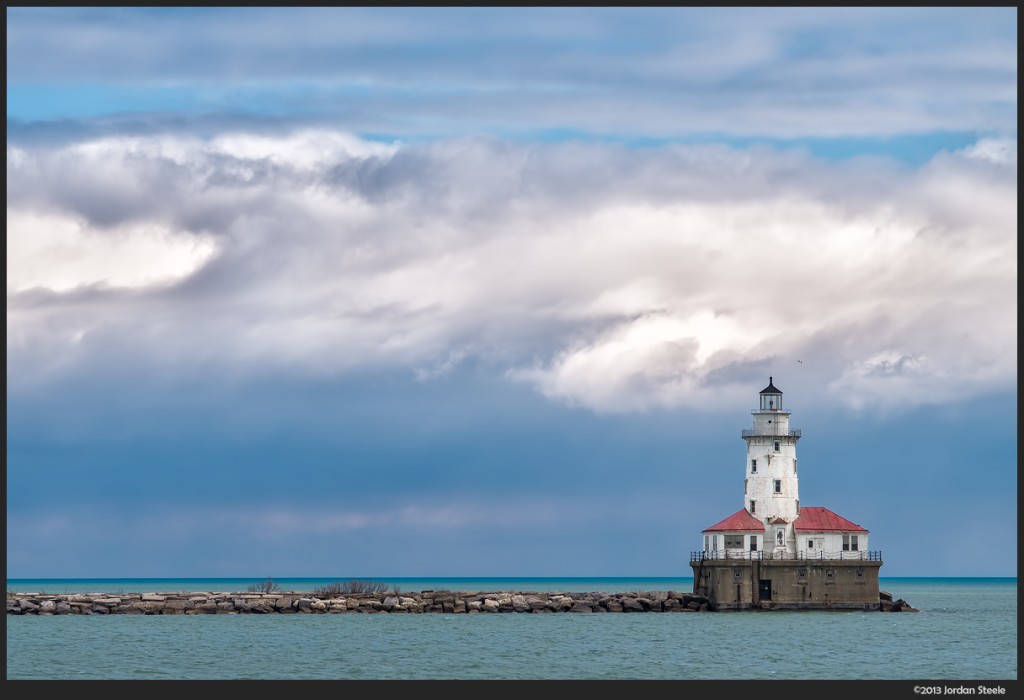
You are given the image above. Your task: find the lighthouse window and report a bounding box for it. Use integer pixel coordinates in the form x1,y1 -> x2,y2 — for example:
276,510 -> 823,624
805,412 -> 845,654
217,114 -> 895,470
774,480 -> 781,493
774,441 -> 780,452
793,459 -> 797,474
749,536 -> 758,551
751,459 -> 757,473
750,500 -> 756,514
725,535 -> 743,548
843,535 -> 859,551
776,530 -> 784,546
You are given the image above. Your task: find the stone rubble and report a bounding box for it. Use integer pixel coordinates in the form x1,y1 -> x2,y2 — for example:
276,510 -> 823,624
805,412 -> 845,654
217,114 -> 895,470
6,588 -> 917,615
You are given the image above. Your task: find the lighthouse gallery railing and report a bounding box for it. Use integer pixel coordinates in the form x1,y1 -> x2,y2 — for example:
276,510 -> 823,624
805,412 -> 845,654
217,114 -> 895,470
690,550 -> 882,562
740,429 -> 801,438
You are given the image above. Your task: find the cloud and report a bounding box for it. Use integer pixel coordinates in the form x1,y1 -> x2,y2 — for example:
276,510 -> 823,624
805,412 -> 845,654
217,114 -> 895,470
7,210 -> 216,293
7,8 -> 1017,140
7,130 -> 1017,414
6,497 -> 615,549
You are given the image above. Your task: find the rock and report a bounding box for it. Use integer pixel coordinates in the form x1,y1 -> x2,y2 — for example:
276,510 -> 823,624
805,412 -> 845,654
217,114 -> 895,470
8,588 -> 912,614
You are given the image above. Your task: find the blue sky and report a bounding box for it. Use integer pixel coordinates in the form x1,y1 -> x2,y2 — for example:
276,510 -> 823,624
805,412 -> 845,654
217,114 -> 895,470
6,7 -> 1017,579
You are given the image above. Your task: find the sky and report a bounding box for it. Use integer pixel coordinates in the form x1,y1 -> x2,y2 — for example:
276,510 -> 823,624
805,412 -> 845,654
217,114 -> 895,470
6,7 -> 1017,579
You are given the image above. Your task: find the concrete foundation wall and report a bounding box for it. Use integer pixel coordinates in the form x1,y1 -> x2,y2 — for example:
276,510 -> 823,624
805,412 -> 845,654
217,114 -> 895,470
690,559 -> 882,611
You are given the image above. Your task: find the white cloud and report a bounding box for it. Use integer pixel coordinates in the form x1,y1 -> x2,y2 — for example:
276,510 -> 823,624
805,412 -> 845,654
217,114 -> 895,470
7,209 -> 217,292
6,131 -> 1017,413
959,137 -> 1017,166
207,130 -> 398,170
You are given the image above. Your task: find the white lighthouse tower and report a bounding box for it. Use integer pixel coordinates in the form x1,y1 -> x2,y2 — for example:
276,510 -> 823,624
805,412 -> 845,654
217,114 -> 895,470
742,376 -> 801,555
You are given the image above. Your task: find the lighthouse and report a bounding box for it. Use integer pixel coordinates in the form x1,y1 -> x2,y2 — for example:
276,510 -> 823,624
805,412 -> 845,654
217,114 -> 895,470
691,377 -> 882,610
743,376 -> 800,553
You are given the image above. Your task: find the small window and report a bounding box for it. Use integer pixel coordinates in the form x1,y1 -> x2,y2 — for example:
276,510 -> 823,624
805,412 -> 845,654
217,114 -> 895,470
795,499 -> 799,514
774,441 -> 780,452
793,459 -> 797,474
749,536 -> 758,551
744,479 -> 748,495
826,569 -> 834,581
776,529 -> 784,546
750,500 -> 756,514
725,535 -> 743,549
751,459 -> 757,473
798,568 -> 807,581
704,535 -> 710,552
774,479 -> 781,493
807,538 -> 814,549
842,534 -> 860,552
856,568 -> 865,581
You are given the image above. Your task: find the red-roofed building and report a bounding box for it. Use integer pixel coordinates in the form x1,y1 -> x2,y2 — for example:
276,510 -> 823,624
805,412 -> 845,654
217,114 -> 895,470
705,509 -> 766,533
690,378 -> 882,610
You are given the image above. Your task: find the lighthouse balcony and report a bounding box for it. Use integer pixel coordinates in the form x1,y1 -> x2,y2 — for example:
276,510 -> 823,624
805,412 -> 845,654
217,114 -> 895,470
741,428 -> 801,438
690,549 -> 882,563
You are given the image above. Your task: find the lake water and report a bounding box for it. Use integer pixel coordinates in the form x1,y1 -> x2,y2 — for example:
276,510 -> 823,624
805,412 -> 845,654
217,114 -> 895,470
5,576 -> 1017,681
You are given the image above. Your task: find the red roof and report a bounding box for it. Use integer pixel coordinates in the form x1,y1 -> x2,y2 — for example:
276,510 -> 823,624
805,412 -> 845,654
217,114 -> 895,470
793,507 -> 868,533
703,508 -> 764,533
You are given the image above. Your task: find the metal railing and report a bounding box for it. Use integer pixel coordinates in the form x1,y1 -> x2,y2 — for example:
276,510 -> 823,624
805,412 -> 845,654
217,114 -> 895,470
690,550 -> 882,563
740,429 -> 801,438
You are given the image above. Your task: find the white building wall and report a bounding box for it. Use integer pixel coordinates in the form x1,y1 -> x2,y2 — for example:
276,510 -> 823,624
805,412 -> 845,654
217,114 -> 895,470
703,532 -> 761,555
797,532 -> 870,557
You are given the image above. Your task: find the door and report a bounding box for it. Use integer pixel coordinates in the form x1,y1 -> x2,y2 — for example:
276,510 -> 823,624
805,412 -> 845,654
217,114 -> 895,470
758,579 -> 772,600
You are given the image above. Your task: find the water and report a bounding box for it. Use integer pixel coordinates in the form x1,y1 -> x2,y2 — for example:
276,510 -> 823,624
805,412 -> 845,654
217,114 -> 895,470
6,577 -> 1016,680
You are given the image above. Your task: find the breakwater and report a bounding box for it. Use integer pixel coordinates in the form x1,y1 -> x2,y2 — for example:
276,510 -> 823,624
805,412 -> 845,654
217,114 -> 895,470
6,589 -> 917,615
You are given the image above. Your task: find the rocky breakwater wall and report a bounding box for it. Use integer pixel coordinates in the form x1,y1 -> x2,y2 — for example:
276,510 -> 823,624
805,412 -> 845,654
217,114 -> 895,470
8,589 -> 917,615
7,589 -> 714,615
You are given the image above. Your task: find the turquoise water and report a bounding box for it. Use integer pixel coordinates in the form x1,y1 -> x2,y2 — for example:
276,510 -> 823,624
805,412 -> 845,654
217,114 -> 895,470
5,577 -> 1017,680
